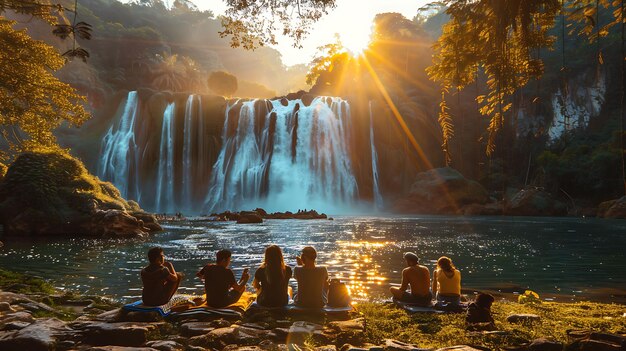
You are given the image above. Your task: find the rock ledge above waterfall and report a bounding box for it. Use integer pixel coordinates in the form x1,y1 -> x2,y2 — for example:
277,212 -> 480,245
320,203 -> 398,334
0,150 -> 162,238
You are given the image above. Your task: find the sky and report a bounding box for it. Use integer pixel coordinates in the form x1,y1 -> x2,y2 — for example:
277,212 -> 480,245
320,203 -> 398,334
122,0 -> 432,66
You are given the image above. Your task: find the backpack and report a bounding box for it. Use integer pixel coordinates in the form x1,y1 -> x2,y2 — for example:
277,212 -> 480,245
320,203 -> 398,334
327,279 -> 351,307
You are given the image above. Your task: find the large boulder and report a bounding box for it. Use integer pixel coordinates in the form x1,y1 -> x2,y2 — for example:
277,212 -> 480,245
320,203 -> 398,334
237,213 -> 263,224
504,188 -> 567,216
597,196 -> 626,219
0,151 -> 161,238
393,167 -> 489,214
0,318 -> 71,351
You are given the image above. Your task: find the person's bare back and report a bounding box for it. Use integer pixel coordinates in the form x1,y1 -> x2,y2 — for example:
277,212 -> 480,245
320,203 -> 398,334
403,264 -> 430,297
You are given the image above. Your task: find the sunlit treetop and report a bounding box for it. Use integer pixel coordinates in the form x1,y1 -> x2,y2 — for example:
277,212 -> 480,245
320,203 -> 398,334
220,0 -> 337,49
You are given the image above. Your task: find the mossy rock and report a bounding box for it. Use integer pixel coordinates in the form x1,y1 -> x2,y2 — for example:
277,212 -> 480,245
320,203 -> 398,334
0,150 -> 160,237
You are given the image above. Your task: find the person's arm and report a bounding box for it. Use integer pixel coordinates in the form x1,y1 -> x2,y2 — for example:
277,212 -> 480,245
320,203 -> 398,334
195,266 -> 205,280
399,268 -> 409,292
431,269 -> 438,295
232,268 -> 249,292
163,262 -> 179,282
323,267 -> 330,291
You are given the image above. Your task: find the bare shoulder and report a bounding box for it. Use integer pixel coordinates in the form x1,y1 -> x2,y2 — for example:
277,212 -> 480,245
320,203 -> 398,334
418,265 -> 430,274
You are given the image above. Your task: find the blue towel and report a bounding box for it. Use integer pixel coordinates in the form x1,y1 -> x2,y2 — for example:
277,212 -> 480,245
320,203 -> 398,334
123,295 -> 194,316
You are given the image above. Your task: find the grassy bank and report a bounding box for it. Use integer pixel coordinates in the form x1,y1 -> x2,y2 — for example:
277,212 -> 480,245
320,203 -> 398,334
359,300 -> 625,349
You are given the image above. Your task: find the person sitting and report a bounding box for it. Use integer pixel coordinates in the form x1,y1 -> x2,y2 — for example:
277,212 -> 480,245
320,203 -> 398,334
253,245 -> 292,307
141,247 -> 183,306
196,249 -> 250,308
389,252 -> 432,306
293,246 -> 329,308
432,256 -> 462,307
466,293 -> 496,331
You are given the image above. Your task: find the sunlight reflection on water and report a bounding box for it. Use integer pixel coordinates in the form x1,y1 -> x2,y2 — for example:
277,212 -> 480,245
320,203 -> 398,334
0,215 -> 625,302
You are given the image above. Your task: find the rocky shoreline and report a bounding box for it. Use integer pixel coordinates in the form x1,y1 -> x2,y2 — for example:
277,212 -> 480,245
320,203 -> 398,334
0,271 -> 624,351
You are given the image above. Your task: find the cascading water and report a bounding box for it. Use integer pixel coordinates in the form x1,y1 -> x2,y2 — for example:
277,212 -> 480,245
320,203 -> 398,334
155,103 -> 176,213
204,97 -> 358,213
181,95 -> 194,208
98,91 -> 139,198
369,101 -> 383,210
98,92 -> 365,214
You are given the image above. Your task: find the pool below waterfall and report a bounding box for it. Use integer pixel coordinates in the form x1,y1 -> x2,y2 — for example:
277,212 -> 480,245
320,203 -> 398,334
1,215 -> 624,303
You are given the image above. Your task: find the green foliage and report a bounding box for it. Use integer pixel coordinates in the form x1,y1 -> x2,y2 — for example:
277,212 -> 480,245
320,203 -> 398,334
306,34 -> 351,87
0,268 -> 55,294
359,300 -> 626,349
207,70 -> 238,97
0,19 -> 89,151
0,149 -> 130,219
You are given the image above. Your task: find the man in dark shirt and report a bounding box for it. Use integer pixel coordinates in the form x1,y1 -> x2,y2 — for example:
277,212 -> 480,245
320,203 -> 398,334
196,249 -> 250,308
141,247 -> 183,306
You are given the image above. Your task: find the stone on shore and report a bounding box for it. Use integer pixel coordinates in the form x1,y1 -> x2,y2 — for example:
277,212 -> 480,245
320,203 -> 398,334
0,318 -> 71,351
72,321 -> 158,347
504,188 -> 567,216
145,340 -> 185,351
393,167 -> 489,215
529,338 -> 563,351
86,347 -> 159,351
384,339 -> 430,351
506,314 -> 542,323
597,196 -> 626,219
435,346 -> 485,351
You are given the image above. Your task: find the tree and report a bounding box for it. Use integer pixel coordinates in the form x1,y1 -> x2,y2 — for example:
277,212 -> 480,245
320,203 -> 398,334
0,19 -> 89,150
219,0 -> 336,49
150,52 -> 186,91
207,71 -> 238,97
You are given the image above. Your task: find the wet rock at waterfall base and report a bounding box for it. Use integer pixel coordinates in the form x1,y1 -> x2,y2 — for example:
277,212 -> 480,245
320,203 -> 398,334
393,167 -> 489,215
237,213 -> 264,224
0,151 -> 162,238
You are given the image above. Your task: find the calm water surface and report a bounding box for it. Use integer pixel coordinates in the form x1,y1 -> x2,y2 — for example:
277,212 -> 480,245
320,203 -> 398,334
0,216 -> 624,302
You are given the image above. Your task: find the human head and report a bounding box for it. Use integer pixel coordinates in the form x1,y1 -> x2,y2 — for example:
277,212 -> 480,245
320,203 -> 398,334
437,256 -> 455,272
475,293 -> 495,309
301,246 -> 317,264
403,252 -> 419,266
216,249 -> 232,266
264,245 -> 285,268
148,247 -> 164,265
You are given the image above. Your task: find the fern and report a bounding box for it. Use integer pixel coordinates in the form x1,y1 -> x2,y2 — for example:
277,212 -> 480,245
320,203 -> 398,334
438,87 -> 455,165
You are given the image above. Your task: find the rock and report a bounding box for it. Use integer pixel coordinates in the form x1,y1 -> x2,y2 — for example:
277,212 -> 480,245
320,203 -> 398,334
73,321 -> 157,347
93,308 -> 124,322
237,213 -> 264,224
598,196 -> 626,219
435,346 -> 485,351
86,347 -> 159,351
0,311 -> 35,327
529,338 -> 562,351
145,340 -> 185,351
462,202 -> 503,216
0,321 -> 31,331
506,314 -> 542,323
301,94 -> 315,107
130,211 -> 163,232
393,167 -> 489,214
17,301 -> 56,313
0,151 -> 156,238
316,346 -> 338,351
384,339 -> 430,351
190,326 -> 236,348
504,188 -> 567,216
180,322 -> 215,337
326,318 -> 365,333
224,347 -> 264,351
566,331 -> 626,351
0,302 -> 14,312
0,318 -> 71,351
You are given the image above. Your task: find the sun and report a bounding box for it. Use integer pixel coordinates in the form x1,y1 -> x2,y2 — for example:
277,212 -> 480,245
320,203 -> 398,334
340,30 -> 372,56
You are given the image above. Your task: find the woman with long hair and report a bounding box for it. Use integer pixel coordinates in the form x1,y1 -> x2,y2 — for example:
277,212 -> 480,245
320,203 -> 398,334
432,256 -> 462,306
253,245 -> 292,307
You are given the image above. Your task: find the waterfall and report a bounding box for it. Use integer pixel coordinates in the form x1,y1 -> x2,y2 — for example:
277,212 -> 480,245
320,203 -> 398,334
369,101 -> 383,210
98,91 -> 139,198
98,92 -> 363,214
181,95 -> 194,209
204,97 -> 358,213
155,103 -> 176,213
